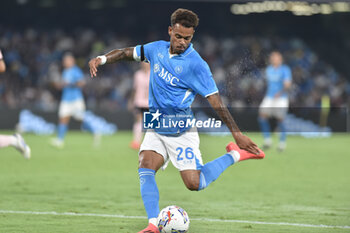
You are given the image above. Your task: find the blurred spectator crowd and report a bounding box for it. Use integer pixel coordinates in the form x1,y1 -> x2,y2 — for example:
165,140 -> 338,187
0,28 -> 349,112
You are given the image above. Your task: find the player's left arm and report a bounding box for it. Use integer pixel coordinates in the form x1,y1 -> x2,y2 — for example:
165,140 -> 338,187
282,80 -> 292,94
283,79 -> 292,90
63,79 -> 85,88
207,93 -> 259,154
73,80 -> 85,88
275,81 -> 292,98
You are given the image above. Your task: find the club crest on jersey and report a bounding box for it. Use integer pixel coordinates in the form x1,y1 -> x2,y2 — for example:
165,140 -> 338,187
158,53 -> 164,59
154,63 -> 160,73
153,63 -> 179,86
175,65 -> 183,74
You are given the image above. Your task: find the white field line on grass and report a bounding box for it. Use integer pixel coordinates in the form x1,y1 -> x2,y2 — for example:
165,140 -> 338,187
0,209 -> 349,229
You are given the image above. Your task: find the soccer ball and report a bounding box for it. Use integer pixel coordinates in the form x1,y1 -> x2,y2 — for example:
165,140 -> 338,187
157,205 -> 190,233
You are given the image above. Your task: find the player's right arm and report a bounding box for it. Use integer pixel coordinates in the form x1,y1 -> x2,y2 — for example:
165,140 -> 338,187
0,50 -> 6,73
274,66 -> 292,98
207,93 -> 259,154
88,47 -> 134,78
190,60 -> 259,154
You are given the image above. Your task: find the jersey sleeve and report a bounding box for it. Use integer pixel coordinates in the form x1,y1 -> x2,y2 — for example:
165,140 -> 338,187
283,66 -> 292,82
0,49 -> 3,60
190,60 -> 218,97
133,41 -> 160,63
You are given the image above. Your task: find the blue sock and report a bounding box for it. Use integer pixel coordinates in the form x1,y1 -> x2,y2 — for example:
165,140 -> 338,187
278,120 -> 287,142
258,117 -> 271,139
138,168 -> 159,219
198,153 -> 235,190
57,123 -> 68,141
82,119 -> 95,134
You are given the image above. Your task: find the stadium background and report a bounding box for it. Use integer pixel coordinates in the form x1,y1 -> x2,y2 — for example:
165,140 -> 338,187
0,0 -> 349,131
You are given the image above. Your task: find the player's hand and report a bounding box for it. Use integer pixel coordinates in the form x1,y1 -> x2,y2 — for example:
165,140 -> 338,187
53,81 -> 65,90
234,133 -> 260,155
89,57 -> 102,78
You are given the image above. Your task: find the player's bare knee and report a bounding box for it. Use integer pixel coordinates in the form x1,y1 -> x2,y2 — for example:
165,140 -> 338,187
181,170 -> 200,191
138,156 -> 153,169
185,180 -> 199,191
138,151 -> 163,171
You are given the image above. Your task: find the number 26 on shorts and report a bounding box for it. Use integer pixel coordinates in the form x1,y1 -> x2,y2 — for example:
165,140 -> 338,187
176,147 -> 195,161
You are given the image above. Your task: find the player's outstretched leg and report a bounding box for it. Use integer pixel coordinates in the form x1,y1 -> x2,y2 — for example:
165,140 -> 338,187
277,120 -> 287,152
0,134 -> 31,159
0,134 -> 16,149
50,123 -> 67,148
258,117 -> 272,149
81,119 -> 101,147
197,143 -> 264,190
13,133 -> 31,159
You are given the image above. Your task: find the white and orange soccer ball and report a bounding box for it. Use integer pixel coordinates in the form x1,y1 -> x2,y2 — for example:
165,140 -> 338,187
157,205 -> 190,233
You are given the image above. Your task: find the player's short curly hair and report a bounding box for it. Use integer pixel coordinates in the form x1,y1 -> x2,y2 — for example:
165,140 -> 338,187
171,8 -> 199,29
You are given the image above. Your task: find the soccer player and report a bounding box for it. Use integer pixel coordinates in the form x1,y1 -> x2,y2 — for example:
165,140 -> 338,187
0,49 -> 31,159
89,9 -> 265,233
129,62 -> 150,150
51,53 -> 86,148
258,51 -> 292,151
0,49 -> 5,73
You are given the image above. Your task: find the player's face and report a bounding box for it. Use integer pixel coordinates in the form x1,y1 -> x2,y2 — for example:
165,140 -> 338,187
270,52 -> 283,67
168,23 -> 194,54
63,55 -> 75,68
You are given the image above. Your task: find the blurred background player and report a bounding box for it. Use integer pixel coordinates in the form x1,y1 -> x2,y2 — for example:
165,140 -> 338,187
129,62 -> 150,150
0,49 -> 5,73
0,49 -> 31,159
50,53 -> 86,148
258,51 -> 292,151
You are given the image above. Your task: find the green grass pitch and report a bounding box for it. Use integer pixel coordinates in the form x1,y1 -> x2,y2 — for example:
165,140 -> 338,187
0,131 -> 349,233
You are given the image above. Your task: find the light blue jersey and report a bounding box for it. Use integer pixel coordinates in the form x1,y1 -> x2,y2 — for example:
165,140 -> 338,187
265,65 -> 291,98
61,65 -> 84,102
135,40 -> 218,135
